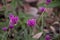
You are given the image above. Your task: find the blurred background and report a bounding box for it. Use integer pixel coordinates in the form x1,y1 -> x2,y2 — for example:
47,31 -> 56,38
0,0 -> 60,40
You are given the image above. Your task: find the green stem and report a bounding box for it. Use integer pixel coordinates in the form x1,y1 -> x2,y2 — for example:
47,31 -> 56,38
41,12 -> 44,32
24,28 -> 28,40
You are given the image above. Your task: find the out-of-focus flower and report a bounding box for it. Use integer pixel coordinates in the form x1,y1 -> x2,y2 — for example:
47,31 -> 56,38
10,16 -> 19,24
2,27 -> 7,31
45,34 -> 50,40
9,24 -> 14,29
9,13 -> 14,19
9,13 -> 19,24
27,19 -> 36,27
39,7 -> 45,12
45,0 -> 51,5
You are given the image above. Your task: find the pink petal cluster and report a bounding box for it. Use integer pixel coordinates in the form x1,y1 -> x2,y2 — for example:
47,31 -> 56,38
27,19 -> 36,27
45,35 -> 50,40
2,27 -> 7,31
9,13 -> 19,29
45,0 -> 51,5
39,7 -> 45,12
9,13 -> 19,24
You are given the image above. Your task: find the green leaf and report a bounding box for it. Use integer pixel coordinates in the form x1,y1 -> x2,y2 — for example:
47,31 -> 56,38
46,1 -> 60,8
11,0 -> 17,10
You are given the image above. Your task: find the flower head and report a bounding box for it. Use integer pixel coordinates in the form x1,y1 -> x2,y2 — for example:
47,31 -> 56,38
9,24 -> 14,29
45,34 -> 50,40
9,13 -> 14,19
2,27 -> 7,31
9,13 -> 19,24
27,19 -> 36,27
45,0 -> 51,5
39,7 -> 45,12
10,16 -> 19,24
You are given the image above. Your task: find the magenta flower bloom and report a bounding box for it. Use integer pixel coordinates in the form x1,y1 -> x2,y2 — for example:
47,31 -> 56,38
39,7 -> 45,12
9,14 -> 19,24
9,24 -> 14,29
45,35 -> 50,40
2,27 -> 7,31
27,19 -> 36,27
9,13 -> 14,19
45,0 -> 51,5
10,16 -> 19,24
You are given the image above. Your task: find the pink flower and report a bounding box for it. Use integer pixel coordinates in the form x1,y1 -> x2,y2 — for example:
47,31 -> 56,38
9,24 -> 14,29
9,13 -> 14,19
27,19 -> 36,27
2,27 -> 7,31
9,13 -> 19,24
45,35 -> 50,40
10,16 -> 19,24
39,7 -> 45,12
45,0 -> 51,5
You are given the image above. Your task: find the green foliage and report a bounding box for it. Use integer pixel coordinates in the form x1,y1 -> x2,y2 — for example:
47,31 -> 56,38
0,0 -> 60,40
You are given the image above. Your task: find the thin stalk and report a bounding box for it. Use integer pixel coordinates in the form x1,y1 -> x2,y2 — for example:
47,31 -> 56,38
41,11 -> 44,32
24,28 -> 28,40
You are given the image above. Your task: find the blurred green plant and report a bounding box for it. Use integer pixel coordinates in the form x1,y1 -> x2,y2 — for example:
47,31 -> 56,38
0,0 -> 60,40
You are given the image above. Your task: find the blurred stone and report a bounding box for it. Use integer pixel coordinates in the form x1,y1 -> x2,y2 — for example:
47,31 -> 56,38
32,32 -> 43,39
38,0 -> 44,4
50,26 -> 55,33
6,0 -> 12,3
43,29 -> 49,33
53,21 -> 59,24
25,0 -> 37,2
25,7 -> 39,18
